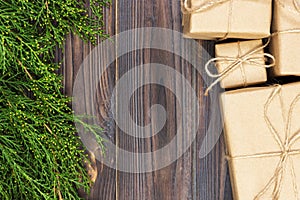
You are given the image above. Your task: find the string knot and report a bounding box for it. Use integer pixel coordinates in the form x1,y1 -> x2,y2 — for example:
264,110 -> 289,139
281,150 -> 289,159
204,39 -> 275,96
256,86 -> 300,199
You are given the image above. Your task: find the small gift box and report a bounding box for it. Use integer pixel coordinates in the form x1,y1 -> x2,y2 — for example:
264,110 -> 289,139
205,39 -> 273,90
182,0 -> 272,40
220,82 -> 300,200
270,0 -> 300,76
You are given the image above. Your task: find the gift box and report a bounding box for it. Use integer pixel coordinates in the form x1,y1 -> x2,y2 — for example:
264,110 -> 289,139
270,0 -> 300,76
220,82 -> 300,200
209,39 -> 271,89
182,0 -> 272,40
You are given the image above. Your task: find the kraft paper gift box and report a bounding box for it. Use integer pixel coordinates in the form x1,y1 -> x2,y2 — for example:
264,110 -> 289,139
182,0 -> 272,40
270,0 -> 300,76
210,39 -> 271,89
220,82 -> 300,200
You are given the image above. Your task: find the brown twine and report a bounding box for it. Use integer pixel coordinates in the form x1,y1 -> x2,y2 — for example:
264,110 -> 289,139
181,0 -> 230,14
272,29 -> 300,37
293,0 -> 300,12
275,0 -> 300,15
220,0 -> 233,41
293,0 -> 300,13
237,41 -> 247,87
180,0 -> 300,15
226,85 -> 300,199
204,38 -> 275,96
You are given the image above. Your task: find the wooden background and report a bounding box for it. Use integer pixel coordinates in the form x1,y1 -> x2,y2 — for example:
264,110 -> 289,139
58,0 -> 233,199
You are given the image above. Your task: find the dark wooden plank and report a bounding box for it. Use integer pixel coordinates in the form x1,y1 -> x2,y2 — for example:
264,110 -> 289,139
195,41 -> 229,200
114,0 -> 229,200
85,2 -> 118,199
115,0 -> 183,198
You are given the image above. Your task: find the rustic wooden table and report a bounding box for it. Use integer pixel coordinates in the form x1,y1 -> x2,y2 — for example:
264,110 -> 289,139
58,0 -> 233,199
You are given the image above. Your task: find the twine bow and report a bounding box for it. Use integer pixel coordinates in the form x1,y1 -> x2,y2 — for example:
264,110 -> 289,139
204,38 -> 275,96
227,85 -> 300,199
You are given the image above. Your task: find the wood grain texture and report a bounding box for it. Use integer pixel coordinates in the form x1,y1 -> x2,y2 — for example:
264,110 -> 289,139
57,0 -> 233,199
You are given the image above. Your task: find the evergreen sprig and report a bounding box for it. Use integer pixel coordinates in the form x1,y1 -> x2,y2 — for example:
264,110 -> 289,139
0,0 -> 109,199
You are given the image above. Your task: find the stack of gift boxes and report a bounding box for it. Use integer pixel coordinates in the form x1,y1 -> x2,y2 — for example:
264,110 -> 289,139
182,0 -> 300,199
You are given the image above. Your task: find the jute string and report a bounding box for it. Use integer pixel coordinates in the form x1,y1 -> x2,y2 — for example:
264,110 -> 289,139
237,41 -> 247,87
226,85 -> 300,199
204,38 -> 275,96
223,0 -> 233,40
181,0 -> 300,14
275,0 -> 300,15
181,0 -> 230,14
272,29 -> 300,37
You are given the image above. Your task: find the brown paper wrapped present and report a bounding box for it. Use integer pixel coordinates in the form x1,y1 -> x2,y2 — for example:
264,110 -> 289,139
182,0 -> 272,40
220,82 -> 300,200
270,0 -> 300,76
205,40 -> 274,91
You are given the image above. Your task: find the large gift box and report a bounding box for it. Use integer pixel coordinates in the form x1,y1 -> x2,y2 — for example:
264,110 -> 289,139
208,39 -> 272,89
220,82 -> 300,200
270,0 -> 300,76
182,0 -> 272,40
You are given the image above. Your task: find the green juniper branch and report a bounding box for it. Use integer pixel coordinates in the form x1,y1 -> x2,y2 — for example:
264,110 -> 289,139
0,0 -> 109,199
